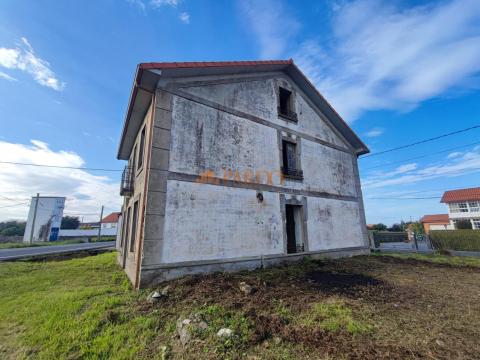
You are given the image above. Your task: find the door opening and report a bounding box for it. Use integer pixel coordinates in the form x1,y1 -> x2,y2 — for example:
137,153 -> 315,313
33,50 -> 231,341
286,204 -> 304,254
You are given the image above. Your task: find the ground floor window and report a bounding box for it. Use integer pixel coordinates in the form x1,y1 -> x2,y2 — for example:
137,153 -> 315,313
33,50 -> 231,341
472,218 -> 480,229
129,200 -> 139,253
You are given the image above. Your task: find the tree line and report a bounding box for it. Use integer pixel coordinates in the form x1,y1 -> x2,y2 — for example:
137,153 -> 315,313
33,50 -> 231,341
0,216 -> 81,236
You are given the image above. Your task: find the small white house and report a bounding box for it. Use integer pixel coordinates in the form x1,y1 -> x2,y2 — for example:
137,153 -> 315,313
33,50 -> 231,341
101,212 -> 121,230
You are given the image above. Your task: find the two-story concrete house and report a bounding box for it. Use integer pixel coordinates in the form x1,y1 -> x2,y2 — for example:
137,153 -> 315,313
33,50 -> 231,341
116,60 -> 370,288
441,187 -> 480,229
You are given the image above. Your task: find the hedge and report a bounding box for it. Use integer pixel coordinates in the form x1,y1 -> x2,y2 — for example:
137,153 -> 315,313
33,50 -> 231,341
429,230 -> 480,251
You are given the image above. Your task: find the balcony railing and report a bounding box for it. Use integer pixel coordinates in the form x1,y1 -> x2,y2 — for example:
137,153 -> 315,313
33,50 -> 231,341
281,167 -> 304,180
120,166 -> 134,196
277,107 -> 298,122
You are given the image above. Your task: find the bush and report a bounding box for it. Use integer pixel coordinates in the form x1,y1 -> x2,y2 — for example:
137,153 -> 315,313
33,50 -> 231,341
430,230 -> 480,251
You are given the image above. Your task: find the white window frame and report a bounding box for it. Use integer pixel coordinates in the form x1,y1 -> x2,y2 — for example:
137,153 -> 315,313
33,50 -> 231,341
468,201 -> 479,212
450,202 -> 468,213
472,218 -> 480,229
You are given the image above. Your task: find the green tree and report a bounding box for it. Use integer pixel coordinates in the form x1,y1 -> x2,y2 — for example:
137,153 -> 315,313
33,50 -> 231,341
0,221 -> 26,236
370,223 -> 387,231
61,216 -> 80,230
388,223 -> 403,232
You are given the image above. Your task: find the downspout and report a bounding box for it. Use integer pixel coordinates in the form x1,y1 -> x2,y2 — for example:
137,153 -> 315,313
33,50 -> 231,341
134,91 -> 156,289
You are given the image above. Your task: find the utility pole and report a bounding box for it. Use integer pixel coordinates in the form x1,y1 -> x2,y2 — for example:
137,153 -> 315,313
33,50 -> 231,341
97,205 -> 104,243
29,193 -> 40,244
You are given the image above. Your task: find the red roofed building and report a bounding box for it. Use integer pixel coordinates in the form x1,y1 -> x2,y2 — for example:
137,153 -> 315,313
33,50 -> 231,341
440,187 -> 480,230
419,214 -> 451,234
101,212 -> 121,230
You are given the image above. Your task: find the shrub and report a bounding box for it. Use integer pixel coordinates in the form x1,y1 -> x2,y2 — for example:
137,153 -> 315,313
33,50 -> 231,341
430,230 -> 480,251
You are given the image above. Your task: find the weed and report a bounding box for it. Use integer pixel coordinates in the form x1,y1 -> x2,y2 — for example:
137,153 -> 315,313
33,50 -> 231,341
300,299 -> 372,334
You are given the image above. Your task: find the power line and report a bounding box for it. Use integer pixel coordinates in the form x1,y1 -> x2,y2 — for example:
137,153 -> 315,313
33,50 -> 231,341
0,202 -> 30,209
0,161 -> 122,172
363,141 -> 480,171
362,125 -> 480,158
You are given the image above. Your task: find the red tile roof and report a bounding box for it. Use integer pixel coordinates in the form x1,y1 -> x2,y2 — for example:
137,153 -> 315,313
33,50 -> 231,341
139,59 -> 294,70
102,212 -> 121,223
440,187 -> 480,203
420,214 -> 449,224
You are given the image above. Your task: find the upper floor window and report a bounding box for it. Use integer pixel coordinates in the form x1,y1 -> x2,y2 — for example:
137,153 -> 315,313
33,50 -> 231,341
450,202 -> 468,213
278,87 -> 297,122
281,137 -> 303,180
468,201 -> 479,212
131,144 -> 137,173
137,126 -> 146,170
129,200 -> 139,253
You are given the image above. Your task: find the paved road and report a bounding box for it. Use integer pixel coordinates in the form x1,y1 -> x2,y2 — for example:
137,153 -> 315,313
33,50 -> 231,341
0,241 -> 116,261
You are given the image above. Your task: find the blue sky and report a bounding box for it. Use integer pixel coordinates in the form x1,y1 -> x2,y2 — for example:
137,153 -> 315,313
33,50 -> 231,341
0,0 -> 479,223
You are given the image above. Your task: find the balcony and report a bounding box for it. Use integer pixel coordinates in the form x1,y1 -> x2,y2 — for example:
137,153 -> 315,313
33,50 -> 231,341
120,166 -> 134,196
277,106 -> 298,122
281,167 -> 304,180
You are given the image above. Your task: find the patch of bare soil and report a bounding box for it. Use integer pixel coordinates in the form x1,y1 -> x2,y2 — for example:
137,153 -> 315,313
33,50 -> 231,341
142,255 -> 480,359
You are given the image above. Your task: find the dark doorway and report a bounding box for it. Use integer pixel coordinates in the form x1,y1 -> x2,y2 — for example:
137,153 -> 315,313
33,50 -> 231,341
286,204 -> 297,254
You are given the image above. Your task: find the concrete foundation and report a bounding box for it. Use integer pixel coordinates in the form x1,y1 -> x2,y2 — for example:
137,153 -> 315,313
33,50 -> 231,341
140,246 -> 370,286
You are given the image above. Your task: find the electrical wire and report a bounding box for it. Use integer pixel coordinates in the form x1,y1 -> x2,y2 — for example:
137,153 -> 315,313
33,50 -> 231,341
0,202 -> 30,209
362,125 -> 480,158
362,141 -> 480,170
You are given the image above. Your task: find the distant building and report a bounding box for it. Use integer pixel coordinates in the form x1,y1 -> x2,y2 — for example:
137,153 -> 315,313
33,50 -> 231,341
441,187 -> 480,230
419,214 -> 451,234
23,196 -> 65,243
101,212 -> 121,230
79,221 -> 100,229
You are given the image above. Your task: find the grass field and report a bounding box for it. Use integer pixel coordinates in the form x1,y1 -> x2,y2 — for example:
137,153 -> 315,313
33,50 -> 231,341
0,252 -> 479,359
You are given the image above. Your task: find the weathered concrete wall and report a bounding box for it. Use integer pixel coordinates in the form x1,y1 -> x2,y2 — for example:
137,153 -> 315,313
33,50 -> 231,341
306,197 -> 365,251
179,76 -> 348,149
170,96 -> 278,178
161,180 -> 283,263
131,74 -> 368,286
169,96 -> 357,197
119,100 -> 153,283
141,90 -> 172,268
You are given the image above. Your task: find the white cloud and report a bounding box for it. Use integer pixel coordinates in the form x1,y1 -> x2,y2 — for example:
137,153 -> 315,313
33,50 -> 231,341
362,147 -> 480,189
0,71 -> 17,82
0,37 -> 65,91
447,151 -> 462,159
150,0 -> 180,7
242,0 -> 480,121
239,0 -> 300,59
365,128 -> 384,138
179,12 -> 190,24
0,140 -> 121,221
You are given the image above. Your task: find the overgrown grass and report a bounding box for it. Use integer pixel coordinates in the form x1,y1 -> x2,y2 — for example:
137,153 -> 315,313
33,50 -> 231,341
430,230 -> 480,251
373,252 -> 480,267
193,304 -> 253,355
0,252 -> 158,359
299,299 -> 372,334
2,251 -> 479,359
